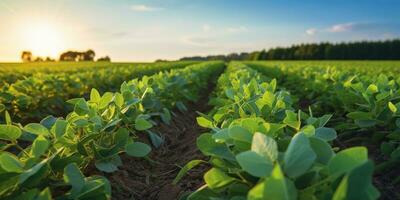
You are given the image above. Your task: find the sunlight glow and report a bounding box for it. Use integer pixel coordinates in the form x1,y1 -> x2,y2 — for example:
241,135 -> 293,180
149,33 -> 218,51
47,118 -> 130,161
21,20 -> 66,58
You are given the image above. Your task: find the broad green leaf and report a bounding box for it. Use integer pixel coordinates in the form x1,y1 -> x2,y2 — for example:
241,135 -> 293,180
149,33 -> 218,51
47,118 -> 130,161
135,118 -> 153,131
64,163 -> 85,197
283,110 -> 300,130
328,147 -> 368,175
95,161 -> 118,173
51,119 -> 68,138
0,152 -> 23,172
283,133 -> 316,178
173,160 -> 206,185
251,164 -> 296,200
147,131 -> 163,148
251,132 -> 278,162
197,133 -> 235,161
90,88 -> 101,103
74,99 -> 90,115
99,92 -> 114,109
19,158 -> 47,184
0,124 -> 22,141
197,116 -> 213,128
31,135 -> 49,157
309,137 -> 334,165
24,123 -> 50,136
125,142 -> 151,157
333,161 -> 379,200
301,125 -> 315,137
236,151 -> 273,178
315,127 -> 337,141
204,168 -> 236,189
228,126 -> 252,143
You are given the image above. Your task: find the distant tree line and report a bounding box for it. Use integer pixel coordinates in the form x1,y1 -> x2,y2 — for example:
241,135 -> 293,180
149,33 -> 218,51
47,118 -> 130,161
180,39 -> 400,61
21,49 -> 111,62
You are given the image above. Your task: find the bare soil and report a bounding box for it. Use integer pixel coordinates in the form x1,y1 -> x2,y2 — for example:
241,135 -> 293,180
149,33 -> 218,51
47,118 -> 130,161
104,89 -> 213,200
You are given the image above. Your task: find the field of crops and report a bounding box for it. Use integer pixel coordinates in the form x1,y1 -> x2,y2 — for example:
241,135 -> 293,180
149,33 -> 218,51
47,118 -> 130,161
0,61 -> 399,200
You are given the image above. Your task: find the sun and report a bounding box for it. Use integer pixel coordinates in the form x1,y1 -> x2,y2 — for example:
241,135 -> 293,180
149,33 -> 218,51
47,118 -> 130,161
22,20 -> 66,58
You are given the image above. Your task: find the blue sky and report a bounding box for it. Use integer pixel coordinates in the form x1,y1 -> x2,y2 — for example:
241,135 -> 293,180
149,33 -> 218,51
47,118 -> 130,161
0,0 -> 399,61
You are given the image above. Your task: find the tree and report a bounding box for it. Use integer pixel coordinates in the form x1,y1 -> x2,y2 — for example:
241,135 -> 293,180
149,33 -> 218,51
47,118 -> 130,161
21,51 -> 32,62
59,50 -> 97,61
97,56 -> 111,62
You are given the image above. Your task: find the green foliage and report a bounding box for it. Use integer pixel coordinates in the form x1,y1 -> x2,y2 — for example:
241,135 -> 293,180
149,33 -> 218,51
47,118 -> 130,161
0,61 -> 225,199
177,62 -> 379,200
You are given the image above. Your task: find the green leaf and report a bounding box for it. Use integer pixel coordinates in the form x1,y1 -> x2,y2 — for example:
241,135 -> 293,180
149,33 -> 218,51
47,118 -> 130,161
315,127 -> 337,141
283,110 -> 300,130
31,135 -> 49,157
236,151 -> 273,178
366,84 -> 378,94
135,118 -> 153,131
64,163 -> 85,197
204,168 -> 236,189
147,131 -> 163,148
90,88 -> 101,103
328,146 -> 368,175
346,112 -> 372,120
309,137 -> 334,165
0,103 -> 5,112
161,108 -> 171,124
251,132 -> 278,162
95,161 -> 118,173
99,92 -> 114,109
74,99 -> 90,115
125,142 -> 151,157
197,117 -> 214,128
333,161 -> 379,200
24,123 -> 50,136
197,133 -> 235,161
0,152 -> 23,172
173,160 -> 206,185
51,119 -> 68,138
36,188 -> 52,200
0,124 -> 22,141
19,158 -> 48,184
388,102 -> 397,113
249,164 -> 296,200
283,133 -> 316,178
228,126 -> 253,143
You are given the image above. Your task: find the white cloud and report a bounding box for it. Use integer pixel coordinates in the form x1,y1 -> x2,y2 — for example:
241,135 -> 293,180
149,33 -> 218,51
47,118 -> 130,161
328,23 -> 354,32
202,24 -> 211,32
181,36 -> 214,47
130,5 -> 163,12
305,28 -> 317,35
227,26 -> 248,33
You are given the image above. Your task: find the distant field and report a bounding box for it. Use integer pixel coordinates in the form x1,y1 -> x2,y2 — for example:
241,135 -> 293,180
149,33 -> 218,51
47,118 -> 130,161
1,60 -> 399,200
0,61 -> 148,84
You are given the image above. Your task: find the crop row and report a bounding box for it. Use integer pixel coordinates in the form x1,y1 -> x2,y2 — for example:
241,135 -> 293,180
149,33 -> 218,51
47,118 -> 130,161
176,62 -> 379,199
0,61 -> 196,123
0,61 -> 224,199
245,61 -> 400,193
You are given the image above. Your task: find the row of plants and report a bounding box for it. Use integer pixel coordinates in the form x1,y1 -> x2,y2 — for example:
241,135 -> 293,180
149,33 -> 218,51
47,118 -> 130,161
175,62 -> 379,199
245,61 -> 400,190
0,61 -> 196,123
0,61 -> 224,199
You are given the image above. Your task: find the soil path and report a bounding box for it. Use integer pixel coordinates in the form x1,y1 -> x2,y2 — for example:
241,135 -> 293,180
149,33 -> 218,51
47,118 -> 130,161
106,86 -> 214,200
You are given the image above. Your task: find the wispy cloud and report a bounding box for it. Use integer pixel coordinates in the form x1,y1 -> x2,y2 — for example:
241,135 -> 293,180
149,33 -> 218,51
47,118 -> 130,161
305,28 -> 317,35
306,22 -> 400,36
227,26 -> 248,33
328,23 -> 355,32
181,36 -> 214,47
130,5 -> 164,12
202,24 -> 211,32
